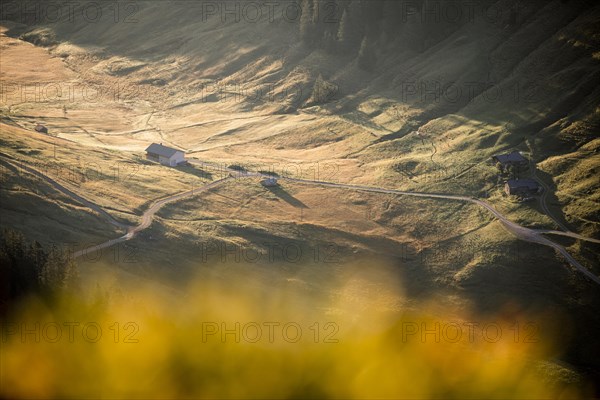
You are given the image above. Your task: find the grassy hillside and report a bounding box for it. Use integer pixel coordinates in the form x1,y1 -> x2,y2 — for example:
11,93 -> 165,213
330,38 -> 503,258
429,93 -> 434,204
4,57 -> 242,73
2,0 -> 598,236
1,0 -> 600,395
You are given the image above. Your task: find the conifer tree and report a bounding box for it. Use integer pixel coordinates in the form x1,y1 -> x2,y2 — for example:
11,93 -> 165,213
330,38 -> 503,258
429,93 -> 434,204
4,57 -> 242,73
0,229 -> 78,304
358,36 -> 377,71
300,0 -> 315,45
336,1 -> 363,51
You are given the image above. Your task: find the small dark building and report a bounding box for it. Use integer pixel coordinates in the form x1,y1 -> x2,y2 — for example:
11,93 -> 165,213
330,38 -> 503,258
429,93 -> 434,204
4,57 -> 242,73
492,151 -> 528,171
505,179 -> 541,196
260,177 -> 278,187
34,124 -> 48,134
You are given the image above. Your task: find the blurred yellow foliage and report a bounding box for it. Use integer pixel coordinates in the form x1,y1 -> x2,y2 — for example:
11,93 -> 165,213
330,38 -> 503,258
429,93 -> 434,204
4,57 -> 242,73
0,265 -> 590,399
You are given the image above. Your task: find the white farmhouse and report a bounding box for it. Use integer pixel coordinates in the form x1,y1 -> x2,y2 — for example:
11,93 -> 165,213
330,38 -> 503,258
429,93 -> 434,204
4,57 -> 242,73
145,143 -> 186,166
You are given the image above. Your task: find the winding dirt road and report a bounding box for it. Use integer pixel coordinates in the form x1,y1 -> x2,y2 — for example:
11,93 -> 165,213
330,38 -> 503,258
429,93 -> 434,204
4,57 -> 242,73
193,159 -> 600,285
278,176 -> 600,284
3,154 -> 598,285
1,155 -> 231,259
72,177 -> 231,259
0,155 -> 128,230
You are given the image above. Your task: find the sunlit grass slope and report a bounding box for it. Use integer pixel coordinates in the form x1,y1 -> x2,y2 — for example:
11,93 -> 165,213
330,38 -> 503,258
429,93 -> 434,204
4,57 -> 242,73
0,123 -> 210,217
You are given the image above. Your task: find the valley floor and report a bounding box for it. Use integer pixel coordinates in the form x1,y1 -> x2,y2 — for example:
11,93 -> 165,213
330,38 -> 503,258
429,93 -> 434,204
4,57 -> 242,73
1,9 -> 600,394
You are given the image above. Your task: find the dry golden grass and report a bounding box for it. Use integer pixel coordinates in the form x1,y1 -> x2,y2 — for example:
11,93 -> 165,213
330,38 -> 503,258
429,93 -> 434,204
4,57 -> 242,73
1,5 -> 599,396
0,123 -> 211,215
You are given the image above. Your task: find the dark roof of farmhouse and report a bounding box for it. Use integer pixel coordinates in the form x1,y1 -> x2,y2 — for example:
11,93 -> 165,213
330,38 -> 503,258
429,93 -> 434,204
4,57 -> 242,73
506,179 -> 540,190
145,143 -> 182,158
